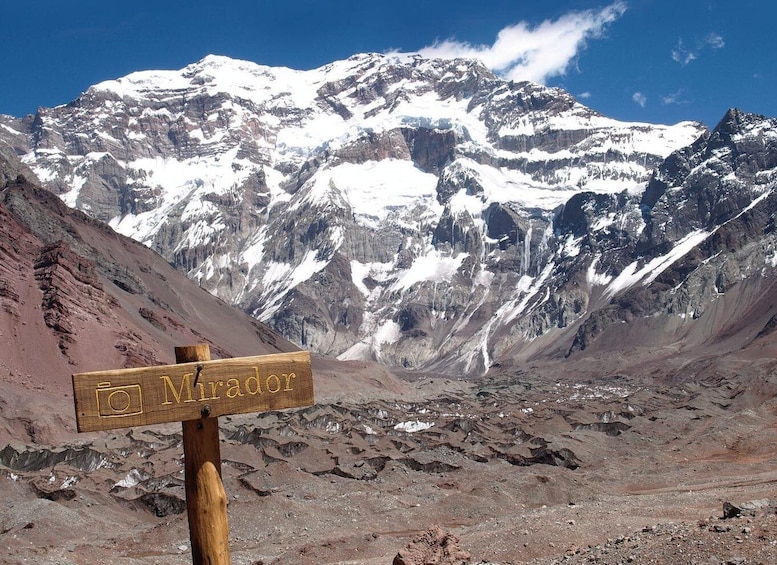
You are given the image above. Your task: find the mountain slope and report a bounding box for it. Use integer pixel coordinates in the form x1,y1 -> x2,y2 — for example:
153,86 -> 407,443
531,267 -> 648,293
9,54 -> 776,377
492,108 -> 777,378
0,146 -> 301,444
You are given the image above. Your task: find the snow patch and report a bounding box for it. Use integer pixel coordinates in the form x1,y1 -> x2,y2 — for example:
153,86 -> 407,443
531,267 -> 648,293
322,160 -> 440,228
587,255 -> 613,287
604,229 -> 711,299
394,420 -> 434,433
115,469 -> 147,489
391,250 -> 467,291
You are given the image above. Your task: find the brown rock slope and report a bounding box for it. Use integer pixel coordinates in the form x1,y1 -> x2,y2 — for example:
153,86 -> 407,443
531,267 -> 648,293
0,157 -> 414,445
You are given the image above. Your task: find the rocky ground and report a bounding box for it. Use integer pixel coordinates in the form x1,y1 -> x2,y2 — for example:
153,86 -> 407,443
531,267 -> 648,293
2,367 -> 777,565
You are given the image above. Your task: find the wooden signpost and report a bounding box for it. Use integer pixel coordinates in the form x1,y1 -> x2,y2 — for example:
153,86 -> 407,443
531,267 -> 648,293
72,346 -> 314,565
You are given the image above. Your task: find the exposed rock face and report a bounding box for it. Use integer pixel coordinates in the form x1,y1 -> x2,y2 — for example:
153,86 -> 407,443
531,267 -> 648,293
33,241 -> 109,358
393,527 -> 471,565
4,54 -> 777,377
560,110 -> 777,357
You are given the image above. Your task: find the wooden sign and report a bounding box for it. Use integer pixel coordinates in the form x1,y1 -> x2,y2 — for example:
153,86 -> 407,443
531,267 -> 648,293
72,345 -> 314,565
72,350 -> 313,432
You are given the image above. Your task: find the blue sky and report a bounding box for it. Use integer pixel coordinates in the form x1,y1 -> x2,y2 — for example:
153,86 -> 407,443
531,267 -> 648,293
2,1 -> 774,128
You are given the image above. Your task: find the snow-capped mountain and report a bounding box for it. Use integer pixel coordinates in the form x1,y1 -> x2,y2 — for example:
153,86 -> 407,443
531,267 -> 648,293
4,53 -> 776,377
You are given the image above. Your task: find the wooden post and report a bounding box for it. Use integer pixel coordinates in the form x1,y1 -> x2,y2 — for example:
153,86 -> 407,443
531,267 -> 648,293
176,344 -> 231,565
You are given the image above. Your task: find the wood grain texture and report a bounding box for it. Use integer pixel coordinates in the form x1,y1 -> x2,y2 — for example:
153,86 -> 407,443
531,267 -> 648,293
177,345 -> 231,565
72,350 -> 314,432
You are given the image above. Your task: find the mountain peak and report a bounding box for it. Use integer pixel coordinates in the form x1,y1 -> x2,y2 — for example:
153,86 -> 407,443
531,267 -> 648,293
182,53 -> 271,78
714,107 -> 753,133
707,108 -> 777,152
2,52 -> 718,376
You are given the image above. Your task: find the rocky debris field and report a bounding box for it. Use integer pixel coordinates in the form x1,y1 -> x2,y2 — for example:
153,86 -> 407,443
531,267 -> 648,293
525,505 -> 777,565
2,368 -> 777,564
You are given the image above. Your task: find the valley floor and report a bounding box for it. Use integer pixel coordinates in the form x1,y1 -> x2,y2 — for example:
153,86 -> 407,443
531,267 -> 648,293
2,370 -> 777,564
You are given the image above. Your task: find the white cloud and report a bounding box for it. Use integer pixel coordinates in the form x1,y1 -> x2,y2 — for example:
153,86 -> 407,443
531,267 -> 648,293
672,33 -> 724,66
705,33 -> 725,49
632,92 -> 647,108
578,91 -> 592,100
661,89 -> 689,105
671,39 -> 697,66
411,2 -> 627,84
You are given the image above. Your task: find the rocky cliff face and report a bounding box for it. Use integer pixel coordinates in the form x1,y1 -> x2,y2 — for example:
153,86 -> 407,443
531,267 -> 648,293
0,145 -> 307,447
5,54 -> 776,377
553,109 -> 777,358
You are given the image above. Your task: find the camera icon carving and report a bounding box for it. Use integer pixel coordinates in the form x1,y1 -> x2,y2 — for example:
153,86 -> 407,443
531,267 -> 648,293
96,382 -> 144,418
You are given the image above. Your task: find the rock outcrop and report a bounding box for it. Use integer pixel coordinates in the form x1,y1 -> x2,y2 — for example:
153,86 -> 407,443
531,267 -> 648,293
393,527 -> 471,565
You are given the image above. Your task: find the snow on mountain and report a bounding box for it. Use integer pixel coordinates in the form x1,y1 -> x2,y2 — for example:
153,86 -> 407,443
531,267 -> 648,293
7,54 -> 776,377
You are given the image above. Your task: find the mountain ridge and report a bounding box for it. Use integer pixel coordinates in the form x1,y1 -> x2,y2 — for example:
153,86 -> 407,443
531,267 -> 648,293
3,53 -> 775,378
